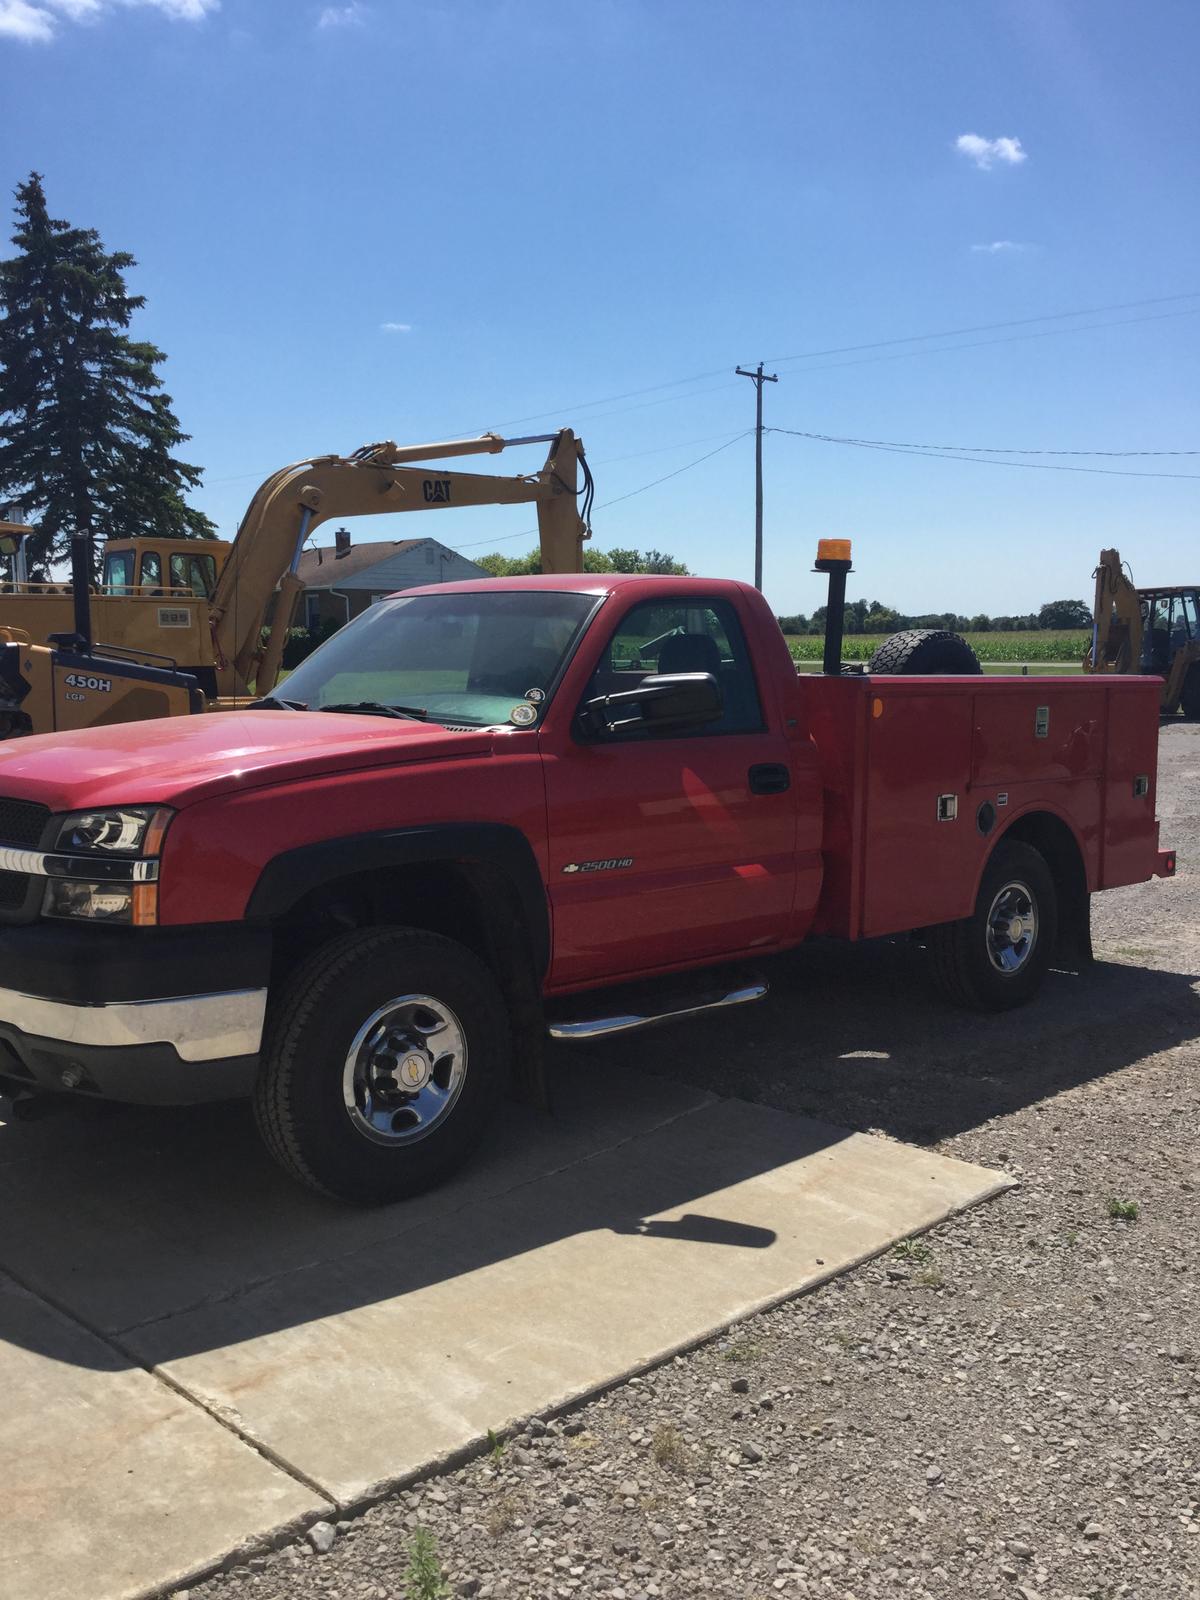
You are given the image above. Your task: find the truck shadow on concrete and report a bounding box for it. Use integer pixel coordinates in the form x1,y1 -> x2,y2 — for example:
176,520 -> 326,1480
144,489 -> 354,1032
0,945 -> 1194,1371
618,942 -> 1200,1147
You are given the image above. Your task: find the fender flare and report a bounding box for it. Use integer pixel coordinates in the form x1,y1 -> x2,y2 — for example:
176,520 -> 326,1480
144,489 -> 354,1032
983,804 -> 1093,967
245,822 -> 550,975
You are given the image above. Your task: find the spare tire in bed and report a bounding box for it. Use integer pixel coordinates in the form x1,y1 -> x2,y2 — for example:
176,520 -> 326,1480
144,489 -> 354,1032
868,628 -> 983,675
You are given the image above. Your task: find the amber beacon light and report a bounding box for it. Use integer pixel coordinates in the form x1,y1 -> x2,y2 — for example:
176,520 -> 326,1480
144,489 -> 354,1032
813,538 -> 854,676
815,538 -> 853,566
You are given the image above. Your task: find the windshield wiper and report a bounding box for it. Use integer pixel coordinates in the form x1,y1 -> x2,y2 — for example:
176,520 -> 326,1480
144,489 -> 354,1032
248,694 -> 309,711
318,701 -> 431,722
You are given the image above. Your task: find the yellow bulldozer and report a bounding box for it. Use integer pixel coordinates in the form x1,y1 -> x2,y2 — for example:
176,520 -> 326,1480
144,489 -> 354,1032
0,429 -> 590,738
1085,548 -> 1200,718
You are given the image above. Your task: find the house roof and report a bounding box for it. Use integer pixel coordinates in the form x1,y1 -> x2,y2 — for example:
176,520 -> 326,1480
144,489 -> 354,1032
296,539 -> 426,587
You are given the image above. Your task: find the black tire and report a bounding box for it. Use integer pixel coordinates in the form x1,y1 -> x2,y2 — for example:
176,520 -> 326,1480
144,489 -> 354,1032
1181,663 -> 1200,720
929,841 -> 1058,1011
868,629 -> 983,675
253,926 -> 511,1203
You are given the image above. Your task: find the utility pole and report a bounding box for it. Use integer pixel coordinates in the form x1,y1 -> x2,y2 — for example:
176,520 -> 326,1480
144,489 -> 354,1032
735,362 -> 778,590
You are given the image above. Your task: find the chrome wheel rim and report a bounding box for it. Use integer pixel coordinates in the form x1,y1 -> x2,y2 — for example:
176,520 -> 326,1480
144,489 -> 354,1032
986,880 -> 1038,974
342,994 -> 467,1146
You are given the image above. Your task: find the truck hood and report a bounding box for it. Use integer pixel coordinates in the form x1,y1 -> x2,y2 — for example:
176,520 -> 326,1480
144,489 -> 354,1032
0,711 -> 492,813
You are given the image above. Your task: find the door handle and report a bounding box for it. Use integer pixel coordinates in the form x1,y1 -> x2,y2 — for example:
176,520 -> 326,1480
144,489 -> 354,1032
748,762 -> 790,796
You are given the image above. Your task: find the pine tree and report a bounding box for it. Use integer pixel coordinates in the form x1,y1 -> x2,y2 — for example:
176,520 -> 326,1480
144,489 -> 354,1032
0,173 -> 215,578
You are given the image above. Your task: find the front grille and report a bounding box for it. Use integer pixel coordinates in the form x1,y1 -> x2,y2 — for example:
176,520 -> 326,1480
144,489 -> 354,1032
0,869 -> 30,910
0,797 -> 50,848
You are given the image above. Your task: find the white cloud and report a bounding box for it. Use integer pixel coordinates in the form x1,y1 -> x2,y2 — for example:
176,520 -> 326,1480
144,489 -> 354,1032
317,2 -> 366,27
1,0 -> 216,42
955,133 -> 1027,170
971,240 -> 1028,253
0,0 -> 59,38
380,321 -> 412,333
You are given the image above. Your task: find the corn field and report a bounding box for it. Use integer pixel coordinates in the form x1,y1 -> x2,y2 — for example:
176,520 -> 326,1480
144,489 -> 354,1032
785,630 -> 1089,665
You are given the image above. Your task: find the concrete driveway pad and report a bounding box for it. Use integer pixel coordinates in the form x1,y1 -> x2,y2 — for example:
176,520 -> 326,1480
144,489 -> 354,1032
0,1274 -> 322,1600
0,1066 -> 1010,1596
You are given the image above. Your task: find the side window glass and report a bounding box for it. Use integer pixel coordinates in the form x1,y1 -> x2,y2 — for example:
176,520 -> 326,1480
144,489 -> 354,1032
170,552 -> 217,598
103,550 -> 134,595
582,598 -> 763,738
140,551 -> 162,589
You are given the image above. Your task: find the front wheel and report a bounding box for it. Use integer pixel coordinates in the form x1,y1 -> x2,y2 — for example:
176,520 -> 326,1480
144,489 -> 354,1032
928,841 -> 1058,1011
254,926 -> 511,1203
1181,662 -> 1200,720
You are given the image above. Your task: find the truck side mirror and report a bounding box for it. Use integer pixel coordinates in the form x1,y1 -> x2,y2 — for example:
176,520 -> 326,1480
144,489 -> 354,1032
579,672 -> 723,738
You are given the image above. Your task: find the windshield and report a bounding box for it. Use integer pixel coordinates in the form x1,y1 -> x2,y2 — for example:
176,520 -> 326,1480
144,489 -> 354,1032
280,589 -> 598,727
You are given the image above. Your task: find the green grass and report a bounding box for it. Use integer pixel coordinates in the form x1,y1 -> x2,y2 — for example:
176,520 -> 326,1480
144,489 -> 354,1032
892,1237 -> 934,1264
785,629 -> 1089,666
721,1337 -> 761,1363
1106,1197 -> 1139,1222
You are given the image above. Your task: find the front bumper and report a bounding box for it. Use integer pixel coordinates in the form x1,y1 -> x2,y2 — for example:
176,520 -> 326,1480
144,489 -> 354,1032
0,922 -> 270,1105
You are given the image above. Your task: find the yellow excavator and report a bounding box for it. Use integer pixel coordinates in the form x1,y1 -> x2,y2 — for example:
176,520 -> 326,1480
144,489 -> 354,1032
0,430 -> 590,738
1085,548 -> 1200,718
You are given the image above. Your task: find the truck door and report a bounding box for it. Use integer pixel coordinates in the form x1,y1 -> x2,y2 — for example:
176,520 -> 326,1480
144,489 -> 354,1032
541,595 -> 800,988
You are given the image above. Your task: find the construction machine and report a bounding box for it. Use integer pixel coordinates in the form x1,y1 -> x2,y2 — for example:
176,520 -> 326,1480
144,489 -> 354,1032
0,430 -> 591,737
0,528 -> 231,686
1085,548 -> 1200,718
1,520 -> 202,739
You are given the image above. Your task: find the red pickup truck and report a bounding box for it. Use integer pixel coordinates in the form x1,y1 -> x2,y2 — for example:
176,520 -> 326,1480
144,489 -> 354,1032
0,571 -> 1174,1201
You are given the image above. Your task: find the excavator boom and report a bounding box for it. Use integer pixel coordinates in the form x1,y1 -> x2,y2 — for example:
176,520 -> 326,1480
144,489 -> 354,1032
209,429 -> 590,696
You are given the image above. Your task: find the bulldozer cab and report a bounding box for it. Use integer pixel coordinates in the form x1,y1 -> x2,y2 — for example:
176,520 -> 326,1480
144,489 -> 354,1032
99,537 -> 229,599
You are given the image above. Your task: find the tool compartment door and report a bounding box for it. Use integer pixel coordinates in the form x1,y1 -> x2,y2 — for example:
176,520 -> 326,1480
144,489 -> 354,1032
859,686 -> 979,937
1099,680 -> 1161,888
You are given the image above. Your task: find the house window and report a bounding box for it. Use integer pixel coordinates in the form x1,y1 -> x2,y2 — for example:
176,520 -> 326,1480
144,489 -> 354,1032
305,594 -> 321,629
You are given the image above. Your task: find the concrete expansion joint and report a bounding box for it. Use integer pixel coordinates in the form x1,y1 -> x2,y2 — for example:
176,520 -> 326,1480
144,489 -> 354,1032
0,1259 -> 337,1540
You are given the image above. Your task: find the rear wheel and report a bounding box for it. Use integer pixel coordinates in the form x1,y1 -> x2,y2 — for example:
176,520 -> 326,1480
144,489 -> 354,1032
929,841 -> 1058,1010
254,926 -> 511,1203
1181,662 -> 1200,720
868,629 -> 983,675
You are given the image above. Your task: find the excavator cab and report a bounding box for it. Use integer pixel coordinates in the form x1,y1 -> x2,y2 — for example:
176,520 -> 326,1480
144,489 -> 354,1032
0,530 -> 206,742
100,538 -> 227,599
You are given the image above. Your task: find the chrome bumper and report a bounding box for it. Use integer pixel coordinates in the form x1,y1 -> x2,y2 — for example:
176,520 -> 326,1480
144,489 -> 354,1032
0,984 -> 266,1063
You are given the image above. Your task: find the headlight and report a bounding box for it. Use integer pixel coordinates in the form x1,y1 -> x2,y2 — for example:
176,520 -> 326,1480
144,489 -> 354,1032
43,805 -> 173,925
55,806 -> 173,856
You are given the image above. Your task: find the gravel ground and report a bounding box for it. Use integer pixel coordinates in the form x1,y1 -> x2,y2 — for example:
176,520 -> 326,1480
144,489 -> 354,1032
194,721 -> 1199,1600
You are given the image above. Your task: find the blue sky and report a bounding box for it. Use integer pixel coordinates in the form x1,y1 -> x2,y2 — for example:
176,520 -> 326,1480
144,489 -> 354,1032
2,0 -> 1197,616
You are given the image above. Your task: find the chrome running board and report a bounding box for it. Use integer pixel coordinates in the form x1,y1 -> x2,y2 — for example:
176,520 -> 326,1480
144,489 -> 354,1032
546,979 -> 767,1041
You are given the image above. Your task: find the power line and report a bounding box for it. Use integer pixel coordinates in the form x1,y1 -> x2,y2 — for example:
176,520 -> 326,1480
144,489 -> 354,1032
465,290 -> 1200,434
763,290 -> 1200,366
770,432 -> 1198,458
764,307 -> 1200,380
769,427 -> 1200,481
448,431 -> 753,552
206,292 -> 1200,488
596,431 -> 752,509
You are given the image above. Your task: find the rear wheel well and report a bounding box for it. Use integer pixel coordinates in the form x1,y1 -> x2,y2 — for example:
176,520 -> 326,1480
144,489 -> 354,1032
267,861 -> 547,1107
999,811 -> 1091,967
